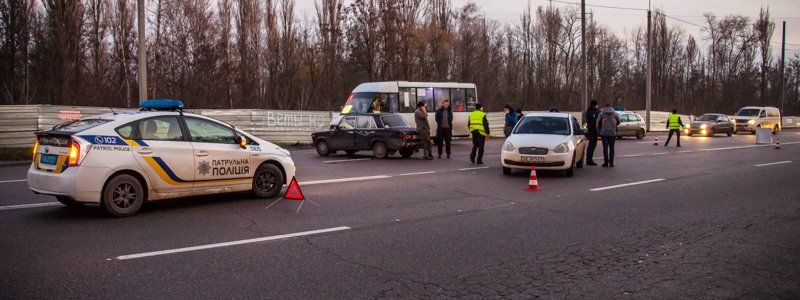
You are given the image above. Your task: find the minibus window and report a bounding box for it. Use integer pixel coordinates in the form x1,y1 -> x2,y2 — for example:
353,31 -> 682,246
417,88 -> 434,110
399,88 -> 416,113
434,88 -> 450,110
450,88 -> 466,112
465,88 -> 477,111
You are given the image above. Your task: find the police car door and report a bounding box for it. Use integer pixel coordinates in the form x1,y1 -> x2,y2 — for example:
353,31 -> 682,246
183,116 -> 252,190
131,115 -> 195,193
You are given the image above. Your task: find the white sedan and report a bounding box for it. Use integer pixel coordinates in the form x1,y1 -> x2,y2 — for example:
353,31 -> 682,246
28,100 -> 295,217
501,112 -> 586,177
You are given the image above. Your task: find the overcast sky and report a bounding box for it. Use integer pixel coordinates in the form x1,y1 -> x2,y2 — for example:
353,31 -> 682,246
292,0 -> 800,56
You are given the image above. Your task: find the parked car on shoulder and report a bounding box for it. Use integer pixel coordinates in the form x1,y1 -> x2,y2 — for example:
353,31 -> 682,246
501,112 -> 586,177
686,113 -> 734,137
312,113 -> 420,158
733,106 -> 781,134
616,111 -> 647,140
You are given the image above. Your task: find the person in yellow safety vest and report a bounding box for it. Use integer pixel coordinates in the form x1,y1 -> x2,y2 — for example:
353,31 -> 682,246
664,108 -> 684,147
468,103 -> 491,164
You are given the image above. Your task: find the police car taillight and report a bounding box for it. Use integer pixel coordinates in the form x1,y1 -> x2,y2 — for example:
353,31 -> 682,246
68,140 -> 80,166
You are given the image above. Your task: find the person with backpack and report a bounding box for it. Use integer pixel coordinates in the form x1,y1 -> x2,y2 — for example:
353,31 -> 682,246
596,103 -> 620,168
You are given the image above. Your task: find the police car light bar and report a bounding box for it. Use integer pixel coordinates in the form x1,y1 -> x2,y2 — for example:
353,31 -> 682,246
140,99 -> 184,111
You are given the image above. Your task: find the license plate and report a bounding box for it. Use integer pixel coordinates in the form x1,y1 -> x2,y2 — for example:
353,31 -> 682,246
521,156 -> 544,163
40,154 -> 58,165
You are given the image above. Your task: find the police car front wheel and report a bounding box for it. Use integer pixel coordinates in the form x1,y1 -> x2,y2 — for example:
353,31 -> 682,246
252,163 -> 284,199
101,174 -> 145,217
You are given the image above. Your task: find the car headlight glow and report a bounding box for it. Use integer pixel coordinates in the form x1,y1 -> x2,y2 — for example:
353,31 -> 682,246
700,124 -> 707,129
502,141 -> 515,152
553,142 -> 569,154
748,119 -> 755,124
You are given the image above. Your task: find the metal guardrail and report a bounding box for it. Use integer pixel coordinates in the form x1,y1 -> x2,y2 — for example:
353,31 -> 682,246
0,105 -> 797,147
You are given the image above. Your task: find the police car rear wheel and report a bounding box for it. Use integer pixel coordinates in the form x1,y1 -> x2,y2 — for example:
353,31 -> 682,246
101,174 -> 144,217
252,164 -> 283,198
399,148 -> 414,158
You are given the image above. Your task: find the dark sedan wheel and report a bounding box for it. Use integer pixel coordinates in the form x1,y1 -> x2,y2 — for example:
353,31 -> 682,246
727,129 -> 733,137
399,148 -> 414,158
101,174 -> 144,217
252,163 -> 284,199
315,140 -> 331,156
372,142 -> 388,159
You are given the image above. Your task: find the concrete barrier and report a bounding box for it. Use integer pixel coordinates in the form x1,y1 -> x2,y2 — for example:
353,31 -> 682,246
0,105 -> 796,147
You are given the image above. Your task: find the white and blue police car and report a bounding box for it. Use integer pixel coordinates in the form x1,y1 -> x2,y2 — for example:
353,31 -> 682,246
27,100 -> 295,217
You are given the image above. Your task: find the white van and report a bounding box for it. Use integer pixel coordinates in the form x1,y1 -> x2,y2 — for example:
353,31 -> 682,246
733,106 -> 781,134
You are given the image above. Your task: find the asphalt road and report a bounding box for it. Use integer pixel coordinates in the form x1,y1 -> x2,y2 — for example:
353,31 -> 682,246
2,131 -> 800,298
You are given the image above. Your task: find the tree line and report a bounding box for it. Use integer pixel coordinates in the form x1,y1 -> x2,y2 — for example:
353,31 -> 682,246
1,0 -> 799,115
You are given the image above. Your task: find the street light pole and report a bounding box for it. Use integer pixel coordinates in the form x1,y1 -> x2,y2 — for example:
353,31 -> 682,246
137,0 -> 148,105
780,21 -> 786,114
580,0 -> 587,117
645,6 -> 652,132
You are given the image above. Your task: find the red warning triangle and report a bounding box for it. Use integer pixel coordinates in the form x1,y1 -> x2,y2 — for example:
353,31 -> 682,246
284,176 -> 305,201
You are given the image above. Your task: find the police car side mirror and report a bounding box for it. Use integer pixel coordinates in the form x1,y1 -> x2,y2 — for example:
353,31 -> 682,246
235,135 -> 247,149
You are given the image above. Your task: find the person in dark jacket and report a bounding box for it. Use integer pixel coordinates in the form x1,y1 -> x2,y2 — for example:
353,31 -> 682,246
582,100 -> 599,166
468,103 -> 491,164
415,101 -> 433,160
596,103 -> 620,167
516,108 -> 524,121
503,103 -> 518,137
435,100 -> 453,159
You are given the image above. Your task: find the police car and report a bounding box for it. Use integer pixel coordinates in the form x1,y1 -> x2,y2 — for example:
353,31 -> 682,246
27,100 -> 295,217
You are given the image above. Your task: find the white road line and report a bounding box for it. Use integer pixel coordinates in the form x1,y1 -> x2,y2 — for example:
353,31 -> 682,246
590,178 -> 666,192
652,152 -> 668,155
398,171 -> 436,176
619,154 -> 643,157
0,202 -> 61,211
302,175 -> 391,185
114,226 -> 351,260
0,179 -> 26,184
459,166 -> 490,171
755,161 -> 792,167
323,158 -> 371,163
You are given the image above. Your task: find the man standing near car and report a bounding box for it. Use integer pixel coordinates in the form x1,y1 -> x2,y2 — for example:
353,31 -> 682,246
582,100 -> 599,166
415,101 -> 434,160
596,103 -> 620,167
664,108 -> 684,147
468,103 -> 490,164
435,100 -> 453,159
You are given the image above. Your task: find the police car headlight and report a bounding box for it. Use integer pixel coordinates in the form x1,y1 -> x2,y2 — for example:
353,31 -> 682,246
748,119 -> 755,124
553,142 -> 569,154
502,141 -> 515,152
700,124 -> 707,129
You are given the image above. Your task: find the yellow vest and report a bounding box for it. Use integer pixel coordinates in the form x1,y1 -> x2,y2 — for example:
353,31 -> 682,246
668,114 -> 681,129
469,110 -> 487,136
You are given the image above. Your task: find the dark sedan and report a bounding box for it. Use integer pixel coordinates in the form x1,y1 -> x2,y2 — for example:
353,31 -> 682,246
686,113 -> 734,137
312,113 -> 421,158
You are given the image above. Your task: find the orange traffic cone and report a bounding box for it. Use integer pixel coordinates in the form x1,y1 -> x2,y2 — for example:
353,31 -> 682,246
775,137 -> 781,150
653,135 -> 659,146
528,166 -> 541,191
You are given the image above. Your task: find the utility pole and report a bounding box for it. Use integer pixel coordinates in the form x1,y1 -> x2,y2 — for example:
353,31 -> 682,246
137,0 -> 147,105
780,21 -> 786,114
645,5 -> 652,132
580,0 -> 587,117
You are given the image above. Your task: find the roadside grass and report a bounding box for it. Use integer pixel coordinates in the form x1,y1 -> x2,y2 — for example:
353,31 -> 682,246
0,147 -> 33,161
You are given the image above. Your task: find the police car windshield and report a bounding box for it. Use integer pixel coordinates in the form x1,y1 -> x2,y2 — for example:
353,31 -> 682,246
53,119 -> 110,133
514,116 -> 570,135
736,109 -> 760,117
380,115 -> 410,128
697,115 -> 718,121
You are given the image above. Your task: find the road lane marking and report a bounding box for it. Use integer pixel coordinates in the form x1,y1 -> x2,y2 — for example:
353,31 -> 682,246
114,226 -> 351,260
653,152 -> 668,155
0,202 -> 61,211
755,161 -> 792,167
459,166 -> 490,171
619,154 -> 643,157
398,171 -> 436,176
323,158 -> 371,163
0,179 -> 26,184
302,175 -> 390,185
590,179 -> 666,192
